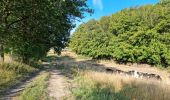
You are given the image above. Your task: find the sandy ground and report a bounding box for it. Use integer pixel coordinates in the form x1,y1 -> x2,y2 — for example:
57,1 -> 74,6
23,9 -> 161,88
48,70 -> 71,100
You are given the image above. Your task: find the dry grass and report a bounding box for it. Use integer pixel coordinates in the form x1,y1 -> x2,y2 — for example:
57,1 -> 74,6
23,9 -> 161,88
4,54 -> 13,63
17,72 -> 50,100
61,51 -> 170,83
72,71 -> 170,100
47,51 -> 170,100
0,62 -> 37,94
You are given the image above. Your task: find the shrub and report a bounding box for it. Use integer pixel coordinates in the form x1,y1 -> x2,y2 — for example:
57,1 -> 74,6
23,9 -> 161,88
69,2 -> 170,67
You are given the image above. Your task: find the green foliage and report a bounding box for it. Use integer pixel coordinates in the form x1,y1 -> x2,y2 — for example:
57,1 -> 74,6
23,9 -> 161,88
0,0 -> 91,64
69,2 -> 170,67
70,19 -> 113,59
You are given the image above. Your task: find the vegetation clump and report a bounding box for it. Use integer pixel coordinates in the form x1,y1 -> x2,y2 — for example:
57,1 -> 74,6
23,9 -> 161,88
18,72 -> 50,100
0,62 -> 37,93
70,1 -> 170,67
0,0 -> 91,64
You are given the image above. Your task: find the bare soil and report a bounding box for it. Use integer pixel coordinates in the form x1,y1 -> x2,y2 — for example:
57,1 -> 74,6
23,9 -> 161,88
48,70 -> 71,100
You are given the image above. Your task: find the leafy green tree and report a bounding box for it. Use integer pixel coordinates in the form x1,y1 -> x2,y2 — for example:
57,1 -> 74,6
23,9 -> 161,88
70,19 -> 113,59
70,1 -> 170,67
0,0 -> 91,64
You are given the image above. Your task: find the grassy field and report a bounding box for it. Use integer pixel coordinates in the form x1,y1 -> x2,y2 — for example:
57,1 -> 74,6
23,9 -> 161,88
72,71 -> 170,100
18,72 -> 50,100
52,53 -> 170,100
0,62 -> 37,94
56,61 -> 170,100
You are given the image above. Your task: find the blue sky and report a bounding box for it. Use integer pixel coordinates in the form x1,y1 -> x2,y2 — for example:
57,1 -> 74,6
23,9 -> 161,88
71,0 -> 159,34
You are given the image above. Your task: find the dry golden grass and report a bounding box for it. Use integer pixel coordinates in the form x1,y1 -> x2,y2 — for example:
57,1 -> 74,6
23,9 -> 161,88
0,62 -> 37,94
61,51 -> 170,83
48,51 -> 170,100
73,71 -> 170,100
17,72 -> 50,100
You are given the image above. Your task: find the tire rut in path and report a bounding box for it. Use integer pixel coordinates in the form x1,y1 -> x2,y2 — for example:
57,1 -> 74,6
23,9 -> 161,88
48,70 -> 71,100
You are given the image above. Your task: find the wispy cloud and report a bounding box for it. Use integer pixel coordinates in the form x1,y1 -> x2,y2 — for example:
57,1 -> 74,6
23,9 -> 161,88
92,0 -> 103,10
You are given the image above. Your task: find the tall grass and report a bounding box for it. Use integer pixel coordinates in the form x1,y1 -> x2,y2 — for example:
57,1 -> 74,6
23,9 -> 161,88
0,62 -> 37,93
18,72 -> 50,100
72,71 -> 170,100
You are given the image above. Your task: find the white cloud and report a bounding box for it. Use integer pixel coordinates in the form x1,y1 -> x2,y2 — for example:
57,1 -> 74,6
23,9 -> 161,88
92,0 -> 103,10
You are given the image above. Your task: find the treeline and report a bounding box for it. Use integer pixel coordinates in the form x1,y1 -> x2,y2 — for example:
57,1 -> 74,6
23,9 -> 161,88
0,0 -> 90,64
69,1 -> 170,67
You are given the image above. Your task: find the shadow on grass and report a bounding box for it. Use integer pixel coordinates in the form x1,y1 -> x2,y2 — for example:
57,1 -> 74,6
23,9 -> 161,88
72,74 -> 170,100
42,55 -> 75,62
43,55 -> 170,100
42,55 -> 108,79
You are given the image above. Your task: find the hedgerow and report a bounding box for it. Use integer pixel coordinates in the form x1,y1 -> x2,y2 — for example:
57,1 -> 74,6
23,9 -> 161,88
69,2 -> 170,67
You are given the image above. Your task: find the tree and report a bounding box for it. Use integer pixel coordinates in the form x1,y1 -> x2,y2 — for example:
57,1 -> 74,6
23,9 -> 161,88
70,1 -> 170,67
0,0 -> 91,64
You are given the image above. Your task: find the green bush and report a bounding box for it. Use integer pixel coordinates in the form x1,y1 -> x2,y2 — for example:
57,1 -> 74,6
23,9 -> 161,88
69,2 -> 170,67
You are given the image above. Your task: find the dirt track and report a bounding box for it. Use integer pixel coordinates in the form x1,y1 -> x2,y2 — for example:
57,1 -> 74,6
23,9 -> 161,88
48,70 -> 71,100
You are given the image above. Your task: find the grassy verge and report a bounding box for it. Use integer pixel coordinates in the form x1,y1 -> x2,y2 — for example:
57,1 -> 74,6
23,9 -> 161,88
72,71 -> 170,100
18,72 -> 50,100
0,62 -> 37,93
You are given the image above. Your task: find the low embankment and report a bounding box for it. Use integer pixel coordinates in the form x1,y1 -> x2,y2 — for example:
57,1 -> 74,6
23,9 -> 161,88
0,62 -> 37,95
17,72 -> 50,100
